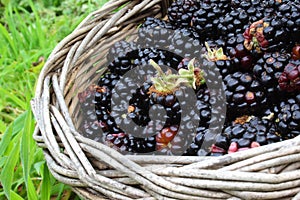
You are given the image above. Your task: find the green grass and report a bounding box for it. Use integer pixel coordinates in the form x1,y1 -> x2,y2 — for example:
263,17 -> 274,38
0,0 -> 109,199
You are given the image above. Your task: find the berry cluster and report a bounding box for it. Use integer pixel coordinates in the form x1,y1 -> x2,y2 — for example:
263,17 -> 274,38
77,0 -> 300,156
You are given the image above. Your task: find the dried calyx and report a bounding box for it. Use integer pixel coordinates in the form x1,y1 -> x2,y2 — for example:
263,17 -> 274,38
149,58 -> 205,95
243,19 -> 269,53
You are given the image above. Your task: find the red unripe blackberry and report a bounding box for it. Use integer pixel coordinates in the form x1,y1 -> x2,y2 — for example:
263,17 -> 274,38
278,60 -> 300,92
156,125 -> 178,149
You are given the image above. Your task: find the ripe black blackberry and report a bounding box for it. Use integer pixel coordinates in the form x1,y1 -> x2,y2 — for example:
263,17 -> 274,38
275,0 -> 300,43
253,52 -> 291,101
131,47 -> 181,71
276,94 -> 300,139
226,33 -> 259,71
191,1 -> 230,40
217,8 -> 249,39
128,82 -> 153,126
167,0 -> 200,28
183,84 -> 227,156
243,15 -> 293,54
77,85 -> 102,140
200,41 -> 240,78
223,72 -> 267,119
107,40 -> 137,61
137,17 -> 176,49
212,116 -> 281,155
97,73 -> 120,88
183,87 -> 211,156
168,27 -> 201,60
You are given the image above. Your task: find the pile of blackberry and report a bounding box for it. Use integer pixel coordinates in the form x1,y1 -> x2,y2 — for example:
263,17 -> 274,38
77,0 -> 300,156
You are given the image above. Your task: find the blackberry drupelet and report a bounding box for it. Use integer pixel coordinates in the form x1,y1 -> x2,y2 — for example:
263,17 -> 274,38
292,44 -> 300,60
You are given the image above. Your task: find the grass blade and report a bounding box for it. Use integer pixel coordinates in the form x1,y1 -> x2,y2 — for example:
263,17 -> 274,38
0,87 -> 26,109
0,137 -> 20,199
41,163 -> 51,200
0,23 -> 17,57
20,110 -> 38,200
10,190 -> 24,200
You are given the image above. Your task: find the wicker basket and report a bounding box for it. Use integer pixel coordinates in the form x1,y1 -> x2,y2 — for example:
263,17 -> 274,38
31,0 -> 300,199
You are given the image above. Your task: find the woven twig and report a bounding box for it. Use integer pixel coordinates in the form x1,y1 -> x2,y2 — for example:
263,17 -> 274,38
31,0 -> 300,199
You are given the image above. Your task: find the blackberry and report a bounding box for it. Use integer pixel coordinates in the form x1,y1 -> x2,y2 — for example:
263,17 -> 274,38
243,16 -> 293,53
128,82 -> 153,126
107,40 -> 137,61
77,85 -> 102,140
168,27 -> 201,59
231,0 -> 273,22
191,1 -> 229,40
132,47 -> 180,70
227,33 -> 258,71
276,94 -> 300,139
200,41 -> 239,77
212,116 -> 281,155
223,72 -> 267,118
167,0 -> 200,28
217,8 -> 249,38
127,135 -> 156,153
95,72 -> 157,153
278,59 -> 300,93
275,0 -> 300,43
183,88 -> 212,156
253,52 -> 291,101
184,85 -> 227,156
137,17 -> 175,49
98,73 -> 120,88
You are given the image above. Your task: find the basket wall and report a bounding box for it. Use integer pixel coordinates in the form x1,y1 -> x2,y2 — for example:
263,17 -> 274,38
31,0 -> 300,199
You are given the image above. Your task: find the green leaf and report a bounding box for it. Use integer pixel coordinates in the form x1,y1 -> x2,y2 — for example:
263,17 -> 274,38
0,120 -> 6,134
20,110 -> 38,200
0,125 -> 13,156
41,163 -> 51,200
0,137 -> 20,199
0,23 -> 17,57
10,190 -> 24,200
0,156 -> 7,168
